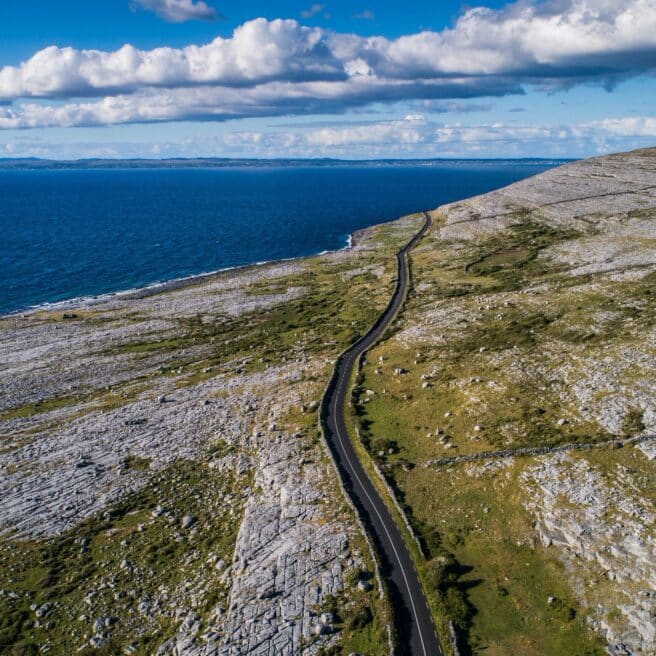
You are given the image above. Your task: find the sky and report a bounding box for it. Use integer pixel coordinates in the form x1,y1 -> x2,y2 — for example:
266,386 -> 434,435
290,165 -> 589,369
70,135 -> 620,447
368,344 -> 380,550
1,0 -> 656,159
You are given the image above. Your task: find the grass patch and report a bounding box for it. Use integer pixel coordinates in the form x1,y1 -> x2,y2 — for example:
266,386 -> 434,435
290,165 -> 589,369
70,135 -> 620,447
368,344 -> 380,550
0,460 -> 249,654
121,455 -> 151,471
405,464 -> 606,656
0,395 -> 80,421
315,587 -> 391,656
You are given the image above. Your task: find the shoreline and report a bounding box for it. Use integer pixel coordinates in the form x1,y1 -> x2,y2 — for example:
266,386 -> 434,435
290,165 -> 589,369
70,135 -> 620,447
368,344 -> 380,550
5,227 -> 367,318
0,157 -> 572,171
2,160 -> 563,320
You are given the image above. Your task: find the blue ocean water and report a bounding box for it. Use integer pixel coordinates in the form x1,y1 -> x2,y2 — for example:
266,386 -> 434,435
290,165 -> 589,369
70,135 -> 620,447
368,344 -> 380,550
0,162 -> 560,315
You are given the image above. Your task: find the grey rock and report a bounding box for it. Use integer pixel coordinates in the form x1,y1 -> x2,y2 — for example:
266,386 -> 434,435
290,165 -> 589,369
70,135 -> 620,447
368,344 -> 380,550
356,579 -> 372,592
181,515 -> 196,529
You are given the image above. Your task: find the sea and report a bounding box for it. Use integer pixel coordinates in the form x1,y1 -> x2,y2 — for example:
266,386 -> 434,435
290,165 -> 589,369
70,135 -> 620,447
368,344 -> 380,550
0,161 -> 563,315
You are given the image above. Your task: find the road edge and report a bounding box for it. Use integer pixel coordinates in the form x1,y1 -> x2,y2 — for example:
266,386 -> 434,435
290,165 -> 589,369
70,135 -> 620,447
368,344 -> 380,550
317,211 -> 446,656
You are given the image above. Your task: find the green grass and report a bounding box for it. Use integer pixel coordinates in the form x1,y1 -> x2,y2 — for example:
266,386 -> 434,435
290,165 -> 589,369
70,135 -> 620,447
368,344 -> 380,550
349,215 -> 629,653
0,460 -> 249,654
414,216 -> 581,303
108,337 -> 192,354
467,246 -> 534,273
0,395 -> 81,421
315,588 -> 390,656
121,454 -> 152,471
1,379 -> 151,426
402,463 -> 606,656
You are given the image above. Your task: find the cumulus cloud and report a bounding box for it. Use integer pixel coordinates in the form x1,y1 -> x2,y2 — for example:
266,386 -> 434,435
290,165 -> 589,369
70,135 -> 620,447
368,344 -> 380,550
0,20 -> 341,99
1,0 -> 656,128
0,78 -> 526,129
130,0 -> 218,22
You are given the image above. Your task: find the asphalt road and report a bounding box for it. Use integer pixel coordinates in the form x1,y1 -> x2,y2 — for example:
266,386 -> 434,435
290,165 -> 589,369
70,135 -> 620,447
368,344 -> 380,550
320,212 -> 443,656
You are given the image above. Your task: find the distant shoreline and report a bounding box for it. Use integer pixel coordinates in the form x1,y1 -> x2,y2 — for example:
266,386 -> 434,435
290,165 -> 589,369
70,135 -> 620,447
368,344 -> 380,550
0,157 -> 573,171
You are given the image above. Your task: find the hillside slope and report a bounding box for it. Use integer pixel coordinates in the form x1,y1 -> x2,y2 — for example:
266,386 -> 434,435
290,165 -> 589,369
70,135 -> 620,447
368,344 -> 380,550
355,148 -> 656,656
2,149 -> 655,656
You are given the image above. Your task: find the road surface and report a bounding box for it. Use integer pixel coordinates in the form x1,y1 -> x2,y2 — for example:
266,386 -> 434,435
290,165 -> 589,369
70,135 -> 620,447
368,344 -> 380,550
320,212 -> 443,656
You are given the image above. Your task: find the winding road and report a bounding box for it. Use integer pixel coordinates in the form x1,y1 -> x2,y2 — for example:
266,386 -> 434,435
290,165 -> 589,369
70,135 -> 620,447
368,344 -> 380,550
320,212 -> 443,656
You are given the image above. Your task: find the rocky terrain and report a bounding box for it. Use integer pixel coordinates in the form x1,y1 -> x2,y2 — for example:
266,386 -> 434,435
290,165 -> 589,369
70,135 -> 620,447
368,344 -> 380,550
0,216 -> 421,655
3,148 -> 656,656
355,148 -> 656,655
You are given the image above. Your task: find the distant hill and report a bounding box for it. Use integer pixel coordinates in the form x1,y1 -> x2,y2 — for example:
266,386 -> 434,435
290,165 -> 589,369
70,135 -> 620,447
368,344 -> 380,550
0,156 -> 572,170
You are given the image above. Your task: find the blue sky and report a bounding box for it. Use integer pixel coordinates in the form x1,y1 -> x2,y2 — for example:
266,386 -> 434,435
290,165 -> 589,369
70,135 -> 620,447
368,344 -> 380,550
1,0 -> 656,159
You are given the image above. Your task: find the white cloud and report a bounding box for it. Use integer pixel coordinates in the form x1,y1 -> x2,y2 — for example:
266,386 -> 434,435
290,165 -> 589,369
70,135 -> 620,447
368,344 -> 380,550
130,0 -> 218,22
1,1 -> 656,128
300,4 -> 326,19
353,10 -> 375,20
3,114 -> 656,159
588,116 -> 656,135
305,115 -> 426,146
0,78 -> 525,129
6,1 -> 656,100
216,115 -> 656,158
300,117 -> 560,151
0,20 -> 338,99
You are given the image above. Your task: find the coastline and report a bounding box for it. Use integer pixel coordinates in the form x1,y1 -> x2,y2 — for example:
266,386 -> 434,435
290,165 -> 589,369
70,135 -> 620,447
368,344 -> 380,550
0,157 -> 572,171
6,227 -> 369,318
2,160 -> 563,320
